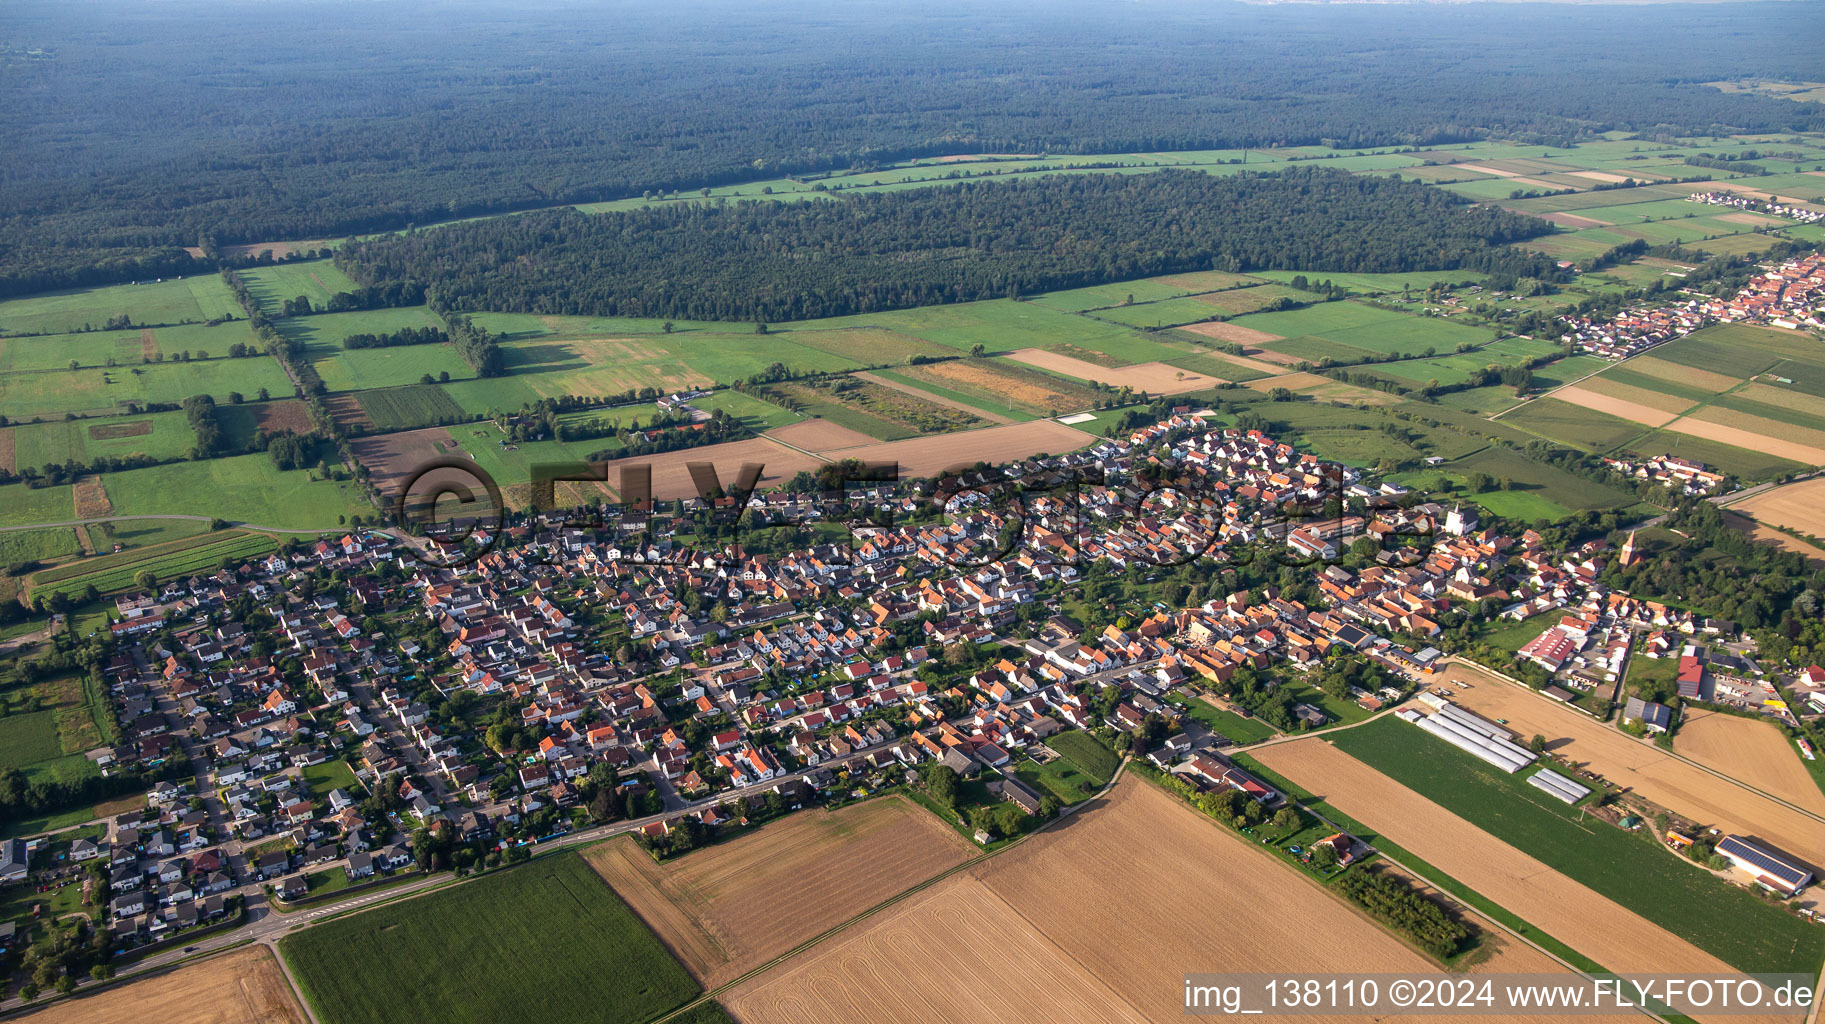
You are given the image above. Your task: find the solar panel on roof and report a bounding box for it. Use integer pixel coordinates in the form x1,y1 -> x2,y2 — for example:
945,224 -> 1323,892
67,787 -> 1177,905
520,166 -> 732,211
1718,836 -> 1811,886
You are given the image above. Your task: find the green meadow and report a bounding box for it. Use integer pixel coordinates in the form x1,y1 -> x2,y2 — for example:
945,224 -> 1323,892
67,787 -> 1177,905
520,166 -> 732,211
0,275 -> 242,336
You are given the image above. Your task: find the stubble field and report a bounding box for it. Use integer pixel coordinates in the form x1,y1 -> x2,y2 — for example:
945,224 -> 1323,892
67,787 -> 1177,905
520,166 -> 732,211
1730,477 -> 1825,539
584,795 -> 977,987
724,780 -> 1633,1024
1676,709 -> 1825,815
820,419 -> 1096,479
1442,664 -> 1825,862
19,946 -> 306,1024
1250,738 -> 1785,1015
1003,347 -> 1224,393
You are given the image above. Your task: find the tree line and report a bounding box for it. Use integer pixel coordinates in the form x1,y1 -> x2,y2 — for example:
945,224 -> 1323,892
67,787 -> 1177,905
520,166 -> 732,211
339,169 -> 1556,323
343,324 -> 448,349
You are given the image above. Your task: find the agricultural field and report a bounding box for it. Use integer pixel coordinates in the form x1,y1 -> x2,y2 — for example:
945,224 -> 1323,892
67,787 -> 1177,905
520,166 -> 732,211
354,384 -> 469,432
2,411 -> 196,473
897,358 -> 1105,417
0,356 -> 291,420
29,529 -> 278,599
0,526 -> 82,567
91,454 -> 368,529
1002,348 -> 1223,394
1623,429 -> 1804,482
814,419 -> 1096,479
1091,296 -> 1222,329
235,260 -> 361,316
768,378 -> 978,440
280,852 -> 701,1024
727,780 -> 1613,1024
1428,444 -> 1638,521
0,482 -> 77,528
1676,710 -> 1825,817
1438,671 -> 1825,861
17,945 -> 307,1024
1252,736 -> 1792,981
0,275 -> 243,336
1498,397 -> 1645,452
0,321 -> 257,373
761,418 -> 880,454
690,389 -> 805,432
1028,277 -> 1212,312
583,795 -> 976,987
1729,477 -> 1825,542
1329,676 -> 1825,974
0,675 -> 109,783
1252,268 -> 1487,295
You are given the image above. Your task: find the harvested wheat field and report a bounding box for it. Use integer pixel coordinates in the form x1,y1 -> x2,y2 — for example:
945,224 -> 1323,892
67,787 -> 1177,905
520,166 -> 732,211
1624,356 -> 1742,394
1567,170 -> 1635,184
586,795 -> 975,987
726,780 -> 1632,1024
19,946 -> 306,1024
1575,374 -> 1696,414
1725,511 -> 1825,565
348,426 -> 458,495
1549,384 -> 1680,427
1252,739 -> 1757,985
1005,348 -> 1223,394
1442,663 -> 1825,862
1663,413 -> 1825,466
1175,320 -> 1284,348
596,437 -> 827,501
824,419 -> 1095,479
763,417 -> 885,453
1678,710 -> 1825,816
1731,477 -> 1825,537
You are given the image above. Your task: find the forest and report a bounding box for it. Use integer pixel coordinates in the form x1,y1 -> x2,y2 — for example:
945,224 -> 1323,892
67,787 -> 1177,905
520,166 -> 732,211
337,169 -> 1556,322
3,0 -> 1824,293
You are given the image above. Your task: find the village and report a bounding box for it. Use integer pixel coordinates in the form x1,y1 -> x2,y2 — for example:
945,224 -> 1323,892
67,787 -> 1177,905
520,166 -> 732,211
1558,251 -> 1825,359
7,405 -> 1823,963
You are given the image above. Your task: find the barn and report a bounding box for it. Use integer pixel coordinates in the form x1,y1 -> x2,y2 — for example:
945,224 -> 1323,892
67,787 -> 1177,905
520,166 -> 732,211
1716,835 -> 1812,896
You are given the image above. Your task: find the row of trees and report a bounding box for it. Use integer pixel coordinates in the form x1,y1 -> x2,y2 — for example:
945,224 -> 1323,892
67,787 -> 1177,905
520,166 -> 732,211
338,169 -> 1557,323
343,324 -> 448,349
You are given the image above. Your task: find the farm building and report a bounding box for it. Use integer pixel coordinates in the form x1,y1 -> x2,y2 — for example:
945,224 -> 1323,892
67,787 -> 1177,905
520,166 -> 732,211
1621,696 -> 1673,734
1526,768 -> 1590,805
1716,835 -> 1812,896
1399,701 -> 1537,773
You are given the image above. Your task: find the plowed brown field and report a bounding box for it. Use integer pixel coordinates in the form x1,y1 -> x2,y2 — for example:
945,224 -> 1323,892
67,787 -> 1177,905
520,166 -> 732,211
584,795 -> 976,987
19,946 -> 306,1024
1441,662 -> 1825,863
725,780 -> 1636,1024
1678,709 -> 1825,816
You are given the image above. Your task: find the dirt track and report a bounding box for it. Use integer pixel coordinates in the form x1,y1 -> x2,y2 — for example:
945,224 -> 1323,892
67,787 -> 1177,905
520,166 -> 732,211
584,796 -> 975,988
17,946 -> 306,1024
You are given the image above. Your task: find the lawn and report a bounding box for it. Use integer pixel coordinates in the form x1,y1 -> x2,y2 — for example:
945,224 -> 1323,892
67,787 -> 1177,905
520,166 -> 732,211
279,852 -> 702,1024
1477,610 -> 1562,655
1012,756 -> 1098,805
0,275 -> 242,336
302,759 -> 360,798
1329,716 -> 1825,975
0,711 -> 64,771
1045,731 -> 1119,785
236,261 -> 362,317
1164,691 -> 1279,744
